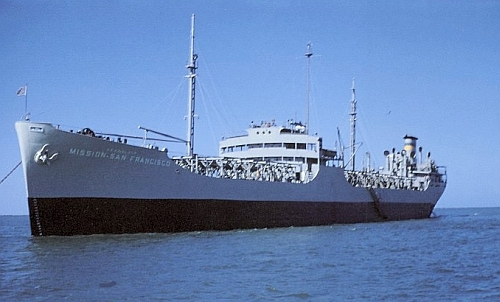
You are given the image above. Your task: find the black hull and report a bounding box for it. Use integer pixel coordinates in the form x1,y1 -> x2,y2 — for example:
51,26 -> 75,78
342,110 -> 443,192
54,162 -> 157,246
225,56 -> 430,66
28,197 -> 435,236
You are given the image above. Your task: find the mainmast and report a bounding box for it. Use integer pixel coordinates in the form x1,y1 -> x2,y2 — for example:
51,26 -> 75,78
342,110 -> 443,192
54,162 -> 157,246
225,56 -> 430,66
186,14 -> 198,157
305,43 -> 313,135
349,78 -> 357,171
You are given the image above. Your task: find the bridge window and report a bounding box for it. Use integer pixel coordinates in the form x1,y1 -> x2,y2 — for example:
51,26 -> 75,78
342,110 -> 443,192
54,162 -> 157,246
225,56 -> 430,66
248,143 -> 263,149
264,143 -> 282,148
307,143 -> 317,151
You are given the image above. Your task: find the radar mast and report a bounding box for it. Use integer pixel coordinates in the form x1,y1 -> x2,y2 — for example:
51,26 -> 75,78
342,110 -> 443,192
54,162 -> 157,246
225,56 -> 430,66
305,42 -> 313,135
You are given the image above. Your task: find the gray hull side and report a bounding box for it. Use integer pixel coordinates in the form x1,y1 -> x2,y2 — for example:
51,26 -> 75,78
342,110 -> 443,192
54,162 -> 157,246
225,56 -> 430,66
16,121 -> 445,203
16,121 -> 445,236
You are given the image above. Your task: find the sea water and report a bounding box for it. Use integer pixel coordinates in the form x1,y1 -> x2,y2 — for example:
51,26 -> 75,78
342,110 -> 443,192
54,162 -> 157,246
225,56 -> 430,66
1,208 -> 499,301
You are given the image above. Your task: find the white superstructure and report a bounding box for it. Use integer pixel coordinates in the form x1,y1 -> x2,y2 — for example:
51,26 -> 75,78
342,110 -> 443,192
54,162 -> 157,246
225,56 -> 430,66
216,120 -> 335,182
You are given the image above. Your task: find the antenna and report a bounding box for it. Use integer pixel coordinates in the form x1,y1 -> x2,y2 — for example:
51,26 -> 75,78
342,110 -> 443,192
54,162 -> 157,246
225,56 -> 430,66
349,78 -> 357,171
305,42 -> 313,135
186,14 -> 197,157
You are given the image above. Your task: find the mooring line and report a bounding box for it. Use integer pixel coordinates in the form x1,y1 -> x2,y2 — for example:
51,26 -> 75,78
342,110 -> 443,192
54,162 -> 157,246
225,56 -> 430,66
0,161 -> 22,185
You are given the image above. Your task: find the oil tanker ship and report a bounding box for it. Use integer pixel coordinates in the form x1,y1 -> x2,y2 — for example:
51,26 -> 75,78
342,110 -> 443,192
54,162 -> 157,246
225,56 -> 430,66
15,15 -> 446,236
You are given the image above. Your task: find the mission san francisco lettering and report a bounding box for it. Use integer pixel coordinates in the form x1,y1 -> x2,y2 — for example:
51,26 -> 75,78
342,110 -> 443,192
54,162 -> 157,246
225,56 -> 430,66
68,148 -> 170,167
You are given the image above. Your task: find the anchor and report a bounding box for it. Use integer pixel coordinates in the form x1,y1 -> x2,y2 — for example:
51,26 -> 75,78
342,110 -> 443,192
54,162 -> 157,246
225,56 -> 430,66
34,144 -> 59,165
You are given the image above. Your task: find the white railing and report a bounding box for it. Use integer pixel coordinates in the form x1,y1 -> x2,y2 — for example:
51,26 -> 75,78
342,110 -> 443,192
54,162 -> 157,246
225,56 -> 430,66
344,170 -> 432,191
173,156 -> 305,183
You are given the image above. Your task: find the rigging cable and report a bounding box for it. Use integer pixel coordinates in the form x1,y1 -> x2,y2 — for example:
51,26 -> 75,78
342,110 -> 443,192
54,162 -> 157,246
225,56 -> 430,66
0,161 -> 21,185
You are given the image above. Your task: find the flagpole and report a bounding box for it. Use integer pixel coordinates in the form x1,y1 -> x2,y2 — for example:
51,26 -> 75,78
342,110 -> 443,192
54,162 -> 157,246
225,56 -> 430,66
16,85 -> 29,120
24,84 -> 29,120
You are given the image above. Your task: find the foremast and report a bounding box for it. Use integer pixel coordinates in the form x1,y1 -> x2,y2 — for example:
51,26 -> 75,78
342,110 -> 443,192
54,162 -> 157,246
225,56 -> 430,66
186,14 -> 198,157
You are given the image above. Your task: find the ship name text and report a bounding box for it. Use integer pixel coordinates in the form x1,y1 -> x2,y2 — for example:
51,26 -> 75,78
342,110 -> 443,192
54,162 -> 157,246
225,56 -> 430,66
68,148 -> 171,167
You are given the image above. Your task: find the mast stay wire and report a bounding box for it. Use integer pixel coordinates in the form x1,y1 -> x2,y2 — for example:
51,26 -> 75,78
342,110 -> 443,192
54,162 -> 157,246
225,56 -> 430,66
157,78 -> 186,127
195,47 -> 235,131
197,82 -> 220,155
354,106 -> 381,170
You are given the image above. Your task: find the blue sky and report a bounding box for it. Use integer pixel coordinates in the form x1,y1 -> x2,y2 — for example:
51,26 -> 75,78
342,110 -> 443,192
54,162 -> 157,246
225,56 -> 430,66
1,0 -> 499,215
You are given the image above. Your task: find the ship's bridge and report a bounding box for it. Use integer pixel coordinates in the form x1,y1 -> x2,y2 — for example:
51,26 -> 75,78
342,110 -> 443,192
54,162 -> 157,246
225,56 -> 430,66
219,120 -> 336,167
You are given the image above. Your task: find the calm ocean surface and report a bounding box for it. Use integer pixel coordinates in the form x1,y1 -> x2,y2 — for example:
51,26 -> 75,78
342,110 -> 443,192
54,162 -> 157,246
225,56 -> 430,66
1,207 -> 499,301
